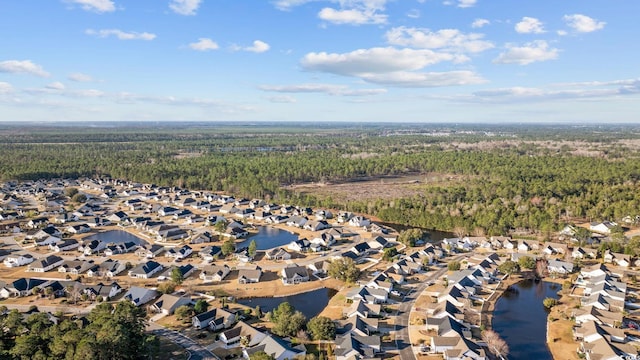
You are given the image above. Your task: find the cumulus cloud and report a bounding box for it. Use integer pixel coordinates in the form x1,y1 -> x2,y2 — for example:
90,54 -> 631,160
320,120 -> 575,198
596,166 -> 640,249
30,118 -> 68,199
563,14 -> 606,33
86,29 -> 156,40
515,17 -> 545,34
0,82 -> 13,94
301,47 -> 460,76
231,40 -> 270,53
188,38 -> 219,51
493,40 -> 558,65
471,18 -> 490,28
65,0 -> 116,13
68,73 -> 94,82
245,40 -> 270,53
318,7 -> 387,25
385,27 -> 494,54
0,60 -> 50,77
46,82 -> 66,90
169,0 -> 202,15
259,83 -> 387,96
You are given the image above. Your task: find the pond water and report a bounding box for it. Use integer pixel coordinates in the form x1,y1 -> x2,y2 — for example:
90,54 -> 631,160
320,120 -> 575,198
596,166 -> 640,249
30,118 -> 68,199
236,226 -> 298,250
491,280 -> 561,360
88,230 -> 149,246
237,287 -> 337,319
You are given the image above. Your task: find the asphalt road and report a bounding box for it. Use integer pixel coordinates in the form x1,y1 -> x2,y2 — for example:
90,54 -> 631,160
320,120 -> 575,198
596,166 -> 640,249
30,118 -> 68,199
394,258 -> 459,360
150,326 -> 218,360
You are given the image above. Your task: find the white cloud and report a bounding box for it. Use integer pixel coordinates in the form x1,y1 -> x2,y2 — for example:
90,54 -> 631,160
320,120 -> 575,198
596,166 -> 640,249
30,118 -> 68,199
444,0 -> 476,8
0,82 -> 13,94
85,29 -> 156,40
0,60 -> 50,77
359,70 -> 485,87
259,83 -> 387,96
68,73 -> 94,82
231,40 -> 271,53
46,82 -> 66,90
493,40 -> 559,65
515,17 -> 545,34
301,47 -> 459,76
385,27 -> 494,53
245,40 -> 271,53
471,18 -> 489,28
188,38 -> 219,51
65,0 -> 115,13
318,7 -> 387,25
169,0 -> 202,16
557,30 -> 568,36
563,14 -> 605,33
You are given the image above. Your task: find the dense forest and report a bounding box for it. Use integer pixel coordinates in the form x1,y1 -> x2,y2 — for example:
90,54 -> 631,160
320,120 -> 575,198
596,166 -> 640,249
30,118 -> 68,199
0,302 -> 157,360
2,122 -> 640,236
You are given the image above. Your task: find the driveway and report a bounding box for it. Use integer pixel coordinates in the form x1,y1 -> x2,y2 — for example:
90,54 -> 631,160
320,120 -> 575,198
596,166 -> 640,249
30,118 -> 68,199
149,324 -> 218,360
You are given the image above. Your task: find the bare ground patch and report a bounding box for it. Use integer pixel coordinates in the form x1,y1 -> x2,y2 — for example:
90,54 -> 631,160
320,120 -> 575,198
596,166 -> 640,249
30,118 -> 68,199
285,173 -> 470,202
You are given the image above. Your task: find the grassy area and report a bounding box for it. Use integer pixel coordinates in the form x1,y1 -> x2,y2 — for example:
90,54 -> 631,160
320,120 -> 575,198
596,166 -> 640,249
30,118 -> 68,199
155,338 -> 189,360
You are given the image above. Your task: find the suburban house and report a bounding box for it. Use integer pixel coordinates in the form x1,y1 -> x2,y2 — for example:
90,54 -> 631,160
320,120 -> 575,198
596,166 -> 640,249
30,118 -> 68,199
603,250 -> 631,267
81,282 -> 123,300
335,333 -> 381,360
281,265 -> 310,285
200,264 -> 231,282
199,245 -> 222,262
104,241 -> 138,256
287,239 -> 310,253
88,259 -> 127,278
243,335 -> 307,360
27,255 -> 64,272
157,264 -> 196,281
220,321 -> 267,348
192,307 -> 236,330
128,261 -> 164,279
3,254 -> 34,268
65,224 -> 91,234
58,260 -> 98,275
78,239 -> 106,255
0,278 -> 47,298
165,245 -> 193,260
49,239 -> 80,252
135,244 -> 166,258
122,286 -> 159,306
265,248 -> 292,261
151,294 -> 193,315
191,231 -> 214,244
238,267 -> 262,284
590,221 -> 618,235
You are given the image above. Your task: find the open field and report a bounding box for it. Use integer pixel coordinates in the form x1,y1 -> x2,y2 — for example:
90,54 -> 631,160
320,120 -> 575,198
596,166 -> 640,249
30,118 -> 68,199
285,173 -> 471,202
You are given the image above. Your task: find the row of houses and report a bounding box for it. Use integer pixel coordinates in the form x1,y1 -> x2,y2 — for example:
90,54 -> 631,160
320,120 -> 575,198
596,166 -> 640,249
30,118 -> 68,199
572,264 -> 639,359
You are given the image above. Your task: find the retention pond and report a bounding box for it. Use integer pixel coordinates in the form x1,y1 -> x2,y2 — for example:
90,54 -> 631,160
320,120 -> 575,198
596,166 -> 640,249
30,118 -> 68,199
491,279 -> 561,360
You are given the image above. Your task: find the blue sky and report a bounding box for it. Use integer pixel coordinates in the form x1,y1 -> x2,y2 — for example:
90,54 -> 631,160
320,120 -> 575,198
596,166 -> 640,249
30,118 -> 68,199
0,0 -> 638,123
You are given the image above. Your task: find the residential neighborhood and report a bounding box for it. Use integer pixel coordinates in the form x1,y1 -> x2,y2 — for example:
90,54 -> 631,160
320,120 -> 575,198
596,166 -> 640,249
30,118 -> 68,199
1,177 -> 640,360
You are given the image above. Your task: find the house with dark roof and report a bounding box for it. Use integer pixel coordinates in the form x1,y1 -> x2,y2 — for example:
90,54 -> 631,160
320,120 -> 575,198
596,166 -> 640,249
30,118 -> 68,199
28,255 -> 64,272
281,265 -> 310,285
220,321 -> 267,348
192,307 -> 236,330
128,260 -> 163,279
122,286 -> 159,306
